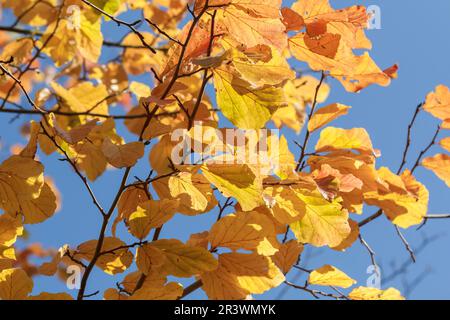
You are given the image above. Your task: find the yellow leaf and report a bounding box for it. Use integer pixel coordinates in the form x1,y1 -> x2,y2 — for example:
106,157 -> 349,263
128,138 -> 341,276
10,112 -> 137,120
74,141 -> 108,181
0,246 -> 16,261
333,53 -> 391,93
440,137 -> 450,152
202,164 -> 263,211
29,292 -> 73,300
50,115 -> 98,145
316,127 -> 375,155
131,282 -> 183,300
214,67 -> 287,129
78,13 -> 104,63
20,181 -> 58,224
122,32 -> 164,75
2,0 -> 58,27
127,199 -> 179,239
272,76 -> 330,133
423,85 -> 450,122
422,154 -> 450,187
41,12 -> 103,66
113,186 -> 149,236
290,190 -> 350,247
272,240 -> 304,274
149,134 -> 177,175
136,244 -> 166,275
365,169 -> 429,228
120,270 -> 167,294
231,45 -> 295,87
130,81 -> 152,98
76,237 -> 133,275
19,121 -> 40,159
201,252 -> 285,300
51,81 -> 110,117
308,265 -> 356,288
0,38 -> 34,65
216,1 -> 287,51
264,186 -> 309,224
102,139 -> 145,168
209,211 -> 277,255
150,239 -> 218,278
0,268 -> 33,300
0,155 -> 44,216
89,0 -> 121,16
308,103 -> 351,132
103,288 -> 129,300
272,135 -> 297,180
187,231 -> 210,249
349,286 -> 405,300
292,1 -> 371,49
0,214 -> 23,247
167,172 -> 211,215
308,151 -> 379,214
332,219 -> 360,251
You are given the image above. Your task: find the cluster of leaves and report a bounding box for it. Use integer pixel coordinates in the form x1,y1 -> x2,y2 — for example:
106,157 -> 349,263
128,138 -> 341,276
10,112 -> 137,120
0,0 -> 448,300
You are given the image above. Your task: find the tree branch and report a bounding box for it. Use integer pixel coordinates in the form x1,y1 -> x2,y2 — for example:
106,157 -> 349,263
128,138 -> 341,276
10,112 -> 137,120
296,72 -> 326,171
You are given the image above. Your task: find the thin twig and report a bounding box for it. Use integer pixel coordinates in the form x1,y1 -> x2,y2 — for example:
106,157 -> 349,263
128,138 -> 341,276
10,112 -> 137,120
296,72 -> 326,171
411,125 -> 442,174
397,103 -> 423,174
394,226 -> 416,263
284,281 -> 346,300
358,235 -> 380,277
81,0 -> 156,54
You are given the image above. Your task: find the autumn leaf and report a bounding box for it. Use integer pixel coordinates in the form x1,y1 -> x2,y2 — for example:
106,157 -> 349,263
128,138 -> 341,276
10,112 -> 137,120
50,115 -> 99,145
272,240 -> 303,274
289,190 -> 351,247
316,127 -> 376,156
201,252 -> 284,300
102,139 -> 145,168
349,286 -> 405,300
214,67 -> 287,129
127,199 -> 179,239
308,265 -> 356,288
29,292 -> 74,300
202,163 -> 263,211
136,244 -> 166,275
0,268 -> 33,300
422,154 -> 450,187
131,282 -> 183,300
149,239 -> 218,278
0,215 -> 23,247
440,137 -> 450,152
76,237 -> 133,275
214,0 -> 288,52
365,169 -> 429,228
0,0 -> 443,302
209,211 -> 277,255
308,104 -> 351,132
423,85 -> 450,122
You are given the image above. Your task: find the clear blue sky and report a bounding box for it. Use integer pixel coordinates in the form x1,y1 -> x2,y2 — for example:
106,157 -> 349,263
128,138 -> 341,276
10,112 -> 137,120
0,0 -> 449,300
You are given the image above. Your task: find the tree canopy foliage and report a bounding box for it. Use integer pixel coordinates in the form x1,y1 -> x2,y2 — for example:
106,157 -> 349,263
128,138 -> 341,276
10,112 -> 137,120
0,0 -> 449,300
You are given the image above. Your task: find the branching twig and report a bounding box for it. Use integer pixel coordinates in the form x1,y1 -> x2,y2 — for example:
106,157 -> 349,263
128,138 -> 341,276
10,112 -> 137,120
397,103 -> 423,174
296,72 -> 326,171
411,125 -> 442,174
284,281 -> 346,300
81,0 -> 156,54
359,235 -> 380,276
39,122 -> 107,217
394,225 -> 416,263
